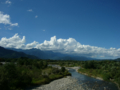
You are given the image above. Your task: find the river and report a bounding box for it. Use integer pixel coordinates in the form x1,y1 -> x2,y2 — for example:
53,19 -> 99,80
68,68 -> 119,90
26,65 -> 119,90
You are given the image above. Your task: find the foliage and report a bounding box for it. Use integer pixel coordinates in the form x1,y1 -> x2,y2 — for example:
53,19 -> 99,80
47,59 -> 120,88
0,58 -> 71,90
61,67 -> 65,72
77,60 -> 120,88
1,57 -> 120,89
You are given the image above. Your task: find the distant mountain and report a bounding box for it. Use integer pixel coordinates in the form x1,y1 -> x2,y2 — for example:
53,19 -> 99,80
52,56 -> 87,60
0,46 -> 38,59
115,58 -> 120,61
9,48 -> 56,59
8,48 -> 96,60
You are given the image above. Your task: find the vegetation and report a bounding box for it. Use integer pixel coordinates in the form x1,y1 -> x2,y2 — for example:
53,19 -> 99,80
0,58 -> 71,90
47,59 -> 120,89
1,57 -> 120,89
78,60 -> 120,88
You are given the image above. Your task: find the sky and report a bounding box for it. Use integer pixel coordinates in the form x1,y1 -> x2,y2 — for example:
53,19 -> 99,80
0,0 -> 120,59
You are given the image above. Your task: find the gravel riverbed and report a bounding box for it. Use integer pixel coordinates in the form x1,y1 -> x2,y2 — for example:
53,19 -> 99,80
26,66 -> 118,90
26,76 -> 90,90
26,66 -> 93,90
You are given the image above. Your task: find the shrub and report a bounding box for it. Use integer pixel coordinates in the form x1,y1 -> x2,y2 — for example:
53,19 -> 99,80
61,67 -> 65,72
102,73 -> 111,81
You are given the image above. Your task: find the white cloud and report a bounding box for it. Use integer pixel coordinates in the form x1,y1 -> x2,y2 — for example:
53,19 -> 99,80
26,41 -> 38,49
35,36 -> 120,58
27,9 -> 33,12
43,30 -> 45,31
0,28 -> 1,29
8,27 -> 12,30
0,33 -> 38,49
0,33 -> 26,49
5,0 -> 11,5
35,15 -> 38,18
0,34 -> 120,59
0,11 -> 18,27
10,23 -> 18,26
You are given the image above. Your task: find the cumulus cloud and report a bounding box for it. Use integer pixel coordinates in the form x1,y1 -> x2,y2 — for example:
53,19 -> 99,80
0,33 -> 39,49
0,34 -> 120,59
0,33 -> 26,49
5,0 -> 11,5
26,41 -> 38,49
35,36 -> 120,58
0,11 -> 18,27
27,9 -> 33,12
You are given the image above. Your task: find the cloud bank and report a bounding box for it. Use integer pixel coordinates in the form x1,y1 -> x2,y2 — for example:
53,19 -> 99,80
0,34 -> 120,59
0,11 -> 18,27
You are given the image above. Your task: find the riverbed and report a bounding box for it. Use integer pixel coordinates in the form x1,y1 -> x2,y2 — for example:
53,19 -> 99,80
26,66 -> 119,90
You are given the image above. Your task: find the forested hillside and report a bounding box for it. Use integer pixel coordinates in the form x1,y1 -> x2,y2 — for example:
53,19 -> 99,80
0,46 -> 38,59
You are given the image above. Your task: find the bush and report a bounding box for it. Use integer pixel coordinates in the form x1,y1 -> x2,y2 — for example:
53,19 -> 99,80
0,63 -> 19,90
52,68 -> 60,74
83,61 -> 96,69
102,73 -> 111,81
0,63 -> 33,90
61,67 -> 65,72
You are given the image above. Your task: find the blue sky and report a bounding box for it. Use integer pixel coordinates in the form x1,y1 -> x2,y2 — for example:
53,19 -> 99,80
0,0 -> 120,59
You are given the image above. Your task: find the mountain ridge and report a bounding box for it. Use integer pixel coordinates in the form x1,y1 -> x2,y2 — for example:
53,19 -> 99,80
0,46 -> 38,59
7,48 -> 96,60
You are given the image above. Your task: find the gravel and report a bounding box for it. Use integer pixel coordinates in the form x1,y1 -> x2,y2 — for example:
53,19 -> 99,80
26,76 -> 90,90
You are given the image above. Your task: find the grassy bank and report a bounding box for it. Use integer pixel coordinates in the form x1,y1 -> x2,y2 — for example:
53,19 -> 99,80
78,60 -> 120,90
78,68 -> 103,80
78,68 -> 120,90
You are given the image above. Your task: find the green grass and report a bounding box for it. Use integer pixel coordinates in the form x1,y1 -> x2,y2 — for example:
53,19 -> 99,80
32,78 -> 50,85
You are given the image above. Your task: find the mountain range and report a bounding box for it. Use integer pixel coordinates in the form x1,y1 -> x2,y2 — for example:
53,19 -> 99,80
7,48 -> 95,60
0,46 -> 38,59
0,46 -> 117,60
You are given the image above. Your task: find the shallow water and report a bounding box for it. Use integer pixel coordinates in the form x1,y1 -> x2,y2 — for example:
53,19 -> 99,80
69,69 -> 118,90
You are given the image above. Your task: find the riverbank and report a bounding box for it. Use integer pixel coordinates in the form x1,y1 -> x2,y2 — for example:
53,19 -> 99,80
78,70 -> 103,81
26,66 -> 119,90
65,66 -> 80,72
78,68 -> 120,90
66,66 -> 104,81
26,66 -> 93,90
